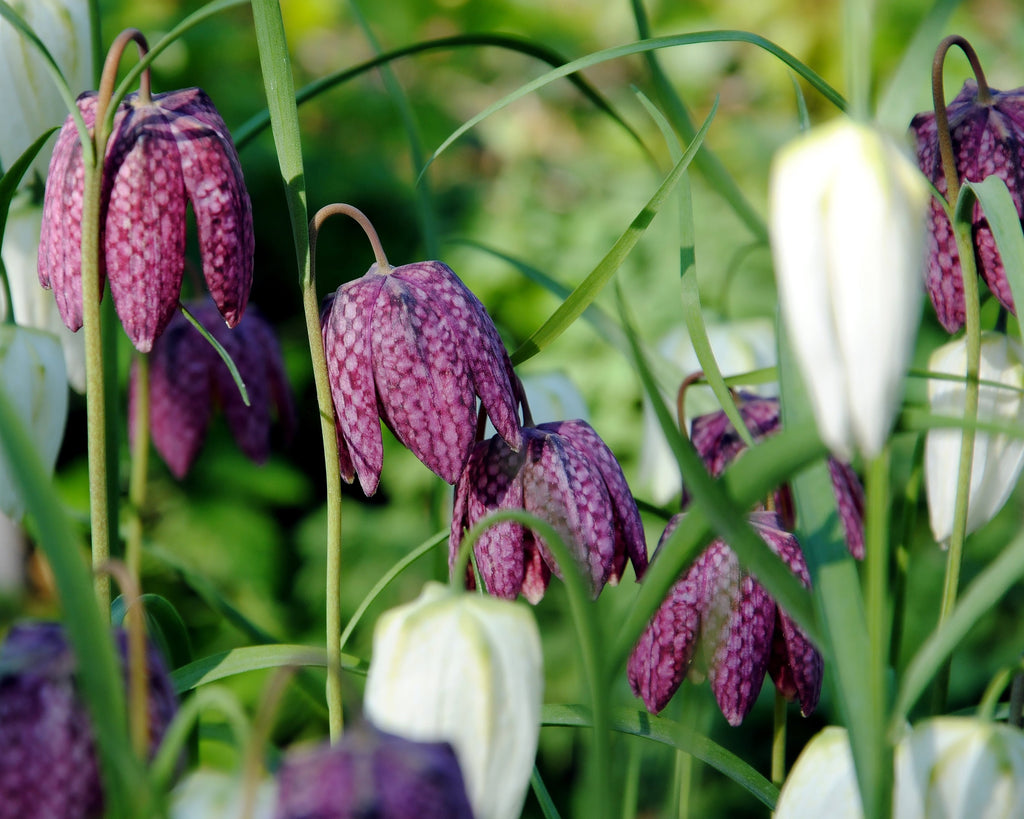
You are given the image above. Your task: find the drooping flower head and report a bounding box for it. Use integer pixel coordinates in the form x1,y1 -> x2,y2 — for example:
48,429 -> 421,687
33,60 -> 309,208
911,80 -> 1024,332
130,299 -> 294,479
38,87 -> 254,352
0,621 -> 179,819
321,259 -> 522,496
450,419 -> 647,603
274,722 -> 474,819
628,510 -> 821,725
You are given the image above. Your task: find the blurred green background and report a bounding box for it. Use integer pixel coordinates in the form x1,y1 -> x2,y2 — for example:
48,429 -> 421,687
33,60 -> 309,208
17,0 -> 1024,815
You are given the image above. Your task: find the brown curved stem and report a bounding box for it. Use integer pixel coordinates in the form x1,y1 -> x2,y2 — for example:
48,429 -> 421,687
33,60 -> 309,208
675,370 -> 706,441
97,29 -> 150,129
310,203 -> 391,271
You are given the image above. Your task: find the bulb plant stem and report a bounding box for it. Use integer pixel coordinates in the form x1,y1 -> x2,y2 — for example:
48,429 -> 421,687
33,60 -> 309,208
771,688 -> 787,788
101,560 -> 149,760
930,36 -> 986,713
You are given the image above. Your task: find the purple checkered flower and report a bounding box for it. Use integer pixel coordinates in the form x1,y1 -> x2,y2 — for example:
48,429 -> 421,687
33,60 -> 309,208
628,510 -> 821,725
911,80 -> 1024,332
450,419 -> 647,604
688,393 -> 865,559
0,621 -> 178,819
38,88 -> 254,352
274,721 -> 474,819
321,260 -> 522,496
130,299 -> 294,478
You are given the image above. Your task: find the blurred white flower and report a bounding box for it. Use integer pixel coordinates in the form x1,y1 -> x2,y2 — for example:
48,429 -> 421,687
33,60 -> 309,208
774,726 -> 863,819
0,324 -> 68,520
770,119 -> 930,461
2,203 -> 86,391
0,0 -> 92,181
364,581 -> 543,819
639,316 -> 776,505
894,717 -> 1024,819
170,770 -> 276,819
925,333 -> 1024,543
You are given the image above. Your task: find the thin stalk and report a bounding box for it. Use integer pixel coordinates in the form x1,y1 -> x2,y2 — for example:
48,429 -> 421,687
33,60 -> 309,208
842,0 -> 874,121
864,450 -> 893,819
930,36 -> 986,713
771,689 -> 787,788
126,352 -> 149,583
890,435 -> 924,670
673,748 -> 693,819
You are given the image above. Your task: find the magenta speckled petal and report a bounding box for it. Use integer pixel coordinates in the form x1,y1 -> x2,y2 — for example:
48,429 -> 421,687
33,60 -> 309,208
769,608 -> 823,717
827,458 -> 866,559
394,261 -> 522,451
323,276 -> 387,495
373,275 -> 476,484
689,394 -> 780,477
540,419 -> 648,582
103,102 -> 188,352
38,93 -> 100,331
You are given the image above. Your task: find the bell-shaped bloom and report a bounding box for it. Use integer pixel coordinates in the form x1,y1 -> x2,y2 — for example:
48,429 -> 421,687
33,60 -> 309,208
363,582 -> 542,819
0,0 -> 92,182
774,726 -> 863,819
170,770 -> 276,819
926,333 -> 1024,542
911,81 -> 1024,332
0,621 -> 179,818
275,722 -> 473,819
894,717 -> 1024,819
38,87 -> 254,352
129,299 -> 294,479
686,393 -> 865,558
770,119 -> 930,461
0,325 -> 68,520
628,510 -> 822,725
2,204 -> 86,390
321,259 -> 522,496
450,419 -> 648,603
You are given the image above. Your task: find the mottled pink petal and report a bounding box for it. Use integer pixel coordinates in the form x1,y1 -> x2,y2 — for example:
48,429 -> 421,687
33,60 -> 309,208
373,275 -> 476,484
689,394 -> 780,478
827,458 -> 866,559
394,261 -> 521,451
323,276 -> 386,495
103,102 -> 187,352
768,608 -> 823,717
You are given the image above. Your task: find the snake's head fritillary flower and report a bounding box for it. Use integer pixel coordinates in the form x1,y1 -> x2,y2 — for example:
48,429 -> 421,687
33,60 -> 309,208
687,393 -> 865,559
627,511 -> 821,725
770,119 -> 930,460
0,621 -> 178,818
130,299 -> 294,479
926,332 -> 1024,542
275,721 -> 474,819
450,419 -> 647,603
38,87 -> 254,352
321,260 -> 521,496
911,80 -> 1024,332
364,583 -> 542,819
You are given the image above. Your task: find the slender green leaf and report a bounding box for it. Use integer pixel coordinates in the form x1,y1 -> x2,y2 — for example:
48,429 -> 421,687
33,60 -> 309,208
542,704 -> 778,810
179,301 -> 249,406
530,766 -> 563,819
510,103 -> 716,366
234,33 -> 650,155
171,644 -> 369,694
427,31 -> 845,175
960,178 -> 1024,352
893,527 -> 1024,725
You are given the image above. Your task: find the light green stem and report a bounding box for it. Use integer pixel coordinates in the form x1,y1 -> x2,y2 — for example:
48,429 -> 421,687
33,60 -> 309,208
842,0 -> 874,120
771,689 -> 787,788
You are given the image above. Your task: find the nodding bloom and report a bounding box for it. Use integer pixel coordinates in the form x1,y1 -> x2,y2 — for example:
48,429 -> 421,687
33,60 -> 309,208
320,260 -> 522,496
274,722 -> 474,819
627,395 -> 865,725
38,87 -> 254,352
0,621 -> 179,819
130,299 -> 294,479
911,80 -> 1024,332
628,510 -> 821,725
450,419 -> 647,604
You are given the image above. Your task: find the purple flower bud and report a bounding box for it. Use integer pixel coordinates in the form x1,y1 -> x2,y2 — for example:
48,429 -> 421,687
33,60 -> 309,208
0,621 -> 178,819
274,722 -> 474,819
38,88 -> 254,352
130,299 -> 294,478
321,260 -> 521,495
450,419 -> 647,603
911,80 -> 1024,332
627,511 -> 822,726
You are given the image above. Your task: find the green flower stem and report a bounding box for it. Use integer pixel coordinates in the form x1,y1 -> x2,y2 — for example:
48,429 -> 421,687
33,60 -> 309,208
101,561 -> 149,759
930,36 -> 986,713
842,0 -> 874,120
673,747 -> 693,819
771,689 -> 787,788
126,351 -> 149,584
864,450 -> 893,819
890,435 -> 925,669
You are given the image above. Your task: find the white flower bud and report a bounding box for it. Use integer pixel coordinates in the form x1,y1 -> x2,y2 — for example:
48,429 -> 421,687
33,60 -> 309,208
364,582 -> 543,819
170,771 -> 276,819
925,333 -> 1024,543
774,726 -> 863,819
770,119 -> 930,460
